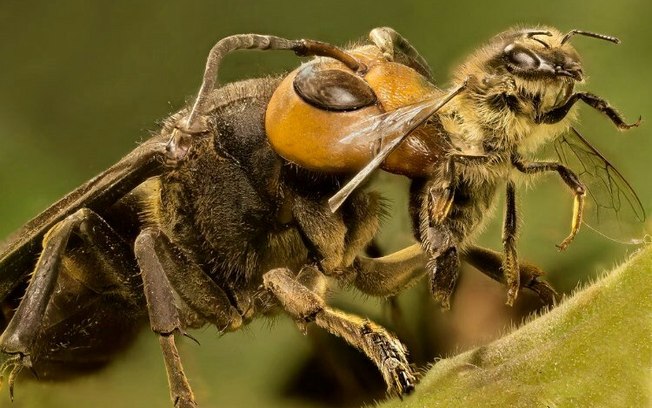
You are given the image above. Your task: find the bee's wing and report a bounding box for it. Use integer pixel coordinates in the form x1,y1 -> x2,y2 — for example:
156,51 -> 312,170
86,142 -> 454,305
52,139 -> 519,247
0,136 -> 168,299
329,81 -> 467,212
553,127 -> 647,244
337,97 -> 441,147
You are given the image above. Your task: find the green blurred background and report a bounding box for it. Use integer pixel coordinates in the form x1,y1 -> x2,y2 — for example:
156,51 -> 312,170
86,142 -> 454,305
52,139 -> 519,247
0,1 -> 650,407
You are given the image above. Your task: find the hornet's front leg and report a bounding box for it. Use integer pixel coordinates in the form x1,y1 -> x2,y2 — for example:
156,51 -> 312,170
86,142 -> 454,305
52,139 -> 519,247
351,244 -> 426,297
368,27 -> 433,79
349,243 -> 557,305
134,227 -> 244,408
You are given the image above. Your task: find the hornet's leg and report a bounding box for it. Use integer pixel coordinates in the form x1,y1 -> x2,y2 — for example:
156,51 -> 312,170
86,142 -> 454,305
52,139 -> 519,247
349,242 -> 557,305
263,268 -> 416,397
0,136 -> 168,302
368,27 -> 433,79
134,228 -> 195,408
186,34 -> 365,130
291,191 -> 382,278
0,208 -> 139,400
134,227 -> 245,408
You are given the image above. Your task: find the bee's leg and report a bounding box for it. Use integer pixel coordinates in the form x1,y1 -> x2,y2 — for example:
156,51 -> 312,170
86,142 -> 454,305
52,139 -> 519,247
411,179 -> 462,310
462,246 -> 558,305
134,228 -> 243,408
535,92 -> 640,129
350,244 -> 427,297
429,154 -> 493,223
426,244 -> 460,310
512,155 -> 586,250
427,157 -> 457,223
263,267 -> 416,397
350,241 -> 558,304
0,208 -> 138,399
502,181 -> 520,305
368,27 -> 433,79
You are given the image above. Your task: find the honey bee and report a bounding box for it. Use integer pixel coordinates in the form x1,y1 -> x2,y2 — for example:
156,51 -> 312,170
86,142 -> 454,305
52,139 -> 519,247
0,26 -> 643,407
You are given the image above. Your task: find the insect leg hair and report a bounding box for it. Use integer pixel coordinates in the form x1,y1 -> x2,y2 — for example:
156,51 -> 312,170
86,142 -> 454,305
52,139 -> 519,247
427,246 -> 460,310
428,153 -> 491,223
462,246 -> 558,305
350,242 -> 558,304
135,228 -> 242,332
134,226 -> 252,407
415,178 -> 463,310
0,208 -> 139,398
134,228 -> 198,408
350,244 -> 427,297
368,27 -> 433,79
502,181 -> 520,305
263,267 -> 416,397
535,92 -> 640,130
512,154 -> 586,250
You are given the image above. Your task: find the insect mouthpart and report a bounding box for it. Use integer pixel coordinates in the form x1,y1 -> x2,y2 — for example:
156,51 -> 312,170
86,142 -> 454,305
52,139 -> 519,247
554,62 -> 583,81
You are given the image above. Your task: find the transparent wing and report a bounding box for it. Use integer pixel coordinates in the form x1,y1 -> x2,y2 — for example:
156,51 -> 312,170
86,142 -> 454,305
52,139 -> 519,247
338,97 -> 442,147
329,82 -> 467,212
553,127 -> 647,244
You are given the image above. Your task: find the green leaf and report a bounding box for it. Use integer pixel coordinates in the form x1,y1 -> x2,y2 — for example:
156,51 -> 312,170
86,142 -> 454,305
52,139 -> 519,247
379,245 -> 652,408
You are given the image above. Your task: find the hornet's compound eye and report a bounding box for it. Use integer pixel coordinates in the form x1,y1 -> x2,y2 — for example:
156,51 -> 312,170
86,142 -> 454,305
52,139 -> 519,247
293,63 -> 376,111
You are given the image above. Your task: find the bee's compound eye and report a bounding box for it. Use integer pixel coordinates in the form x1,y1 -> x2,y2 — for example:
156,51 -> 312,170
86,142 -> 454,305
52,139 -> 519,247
504,44 -> 540,70
293,64 -> 376,111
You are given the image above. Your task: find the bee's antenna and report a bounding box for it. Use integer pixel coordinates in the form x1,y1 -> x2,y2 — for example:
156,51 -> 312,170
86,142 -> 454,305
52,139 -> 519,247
524,30 -> 553,38
561,30 -> 620,45
523,30 -> 553,48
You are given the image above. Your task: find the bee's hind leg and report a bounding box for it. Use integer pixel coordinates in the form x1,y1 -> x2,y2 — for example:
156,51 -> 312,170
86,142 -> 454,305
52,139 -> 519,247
347,240 -> 558,306
462,246 -> 558,305
416,205 -> 462,311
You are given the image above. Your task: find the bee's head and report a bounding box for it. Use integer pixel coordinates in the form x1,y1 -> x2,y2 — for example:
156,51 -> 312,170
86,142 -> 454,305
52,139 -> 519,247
456,27 -> 619,86
497,28 -> 587,82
